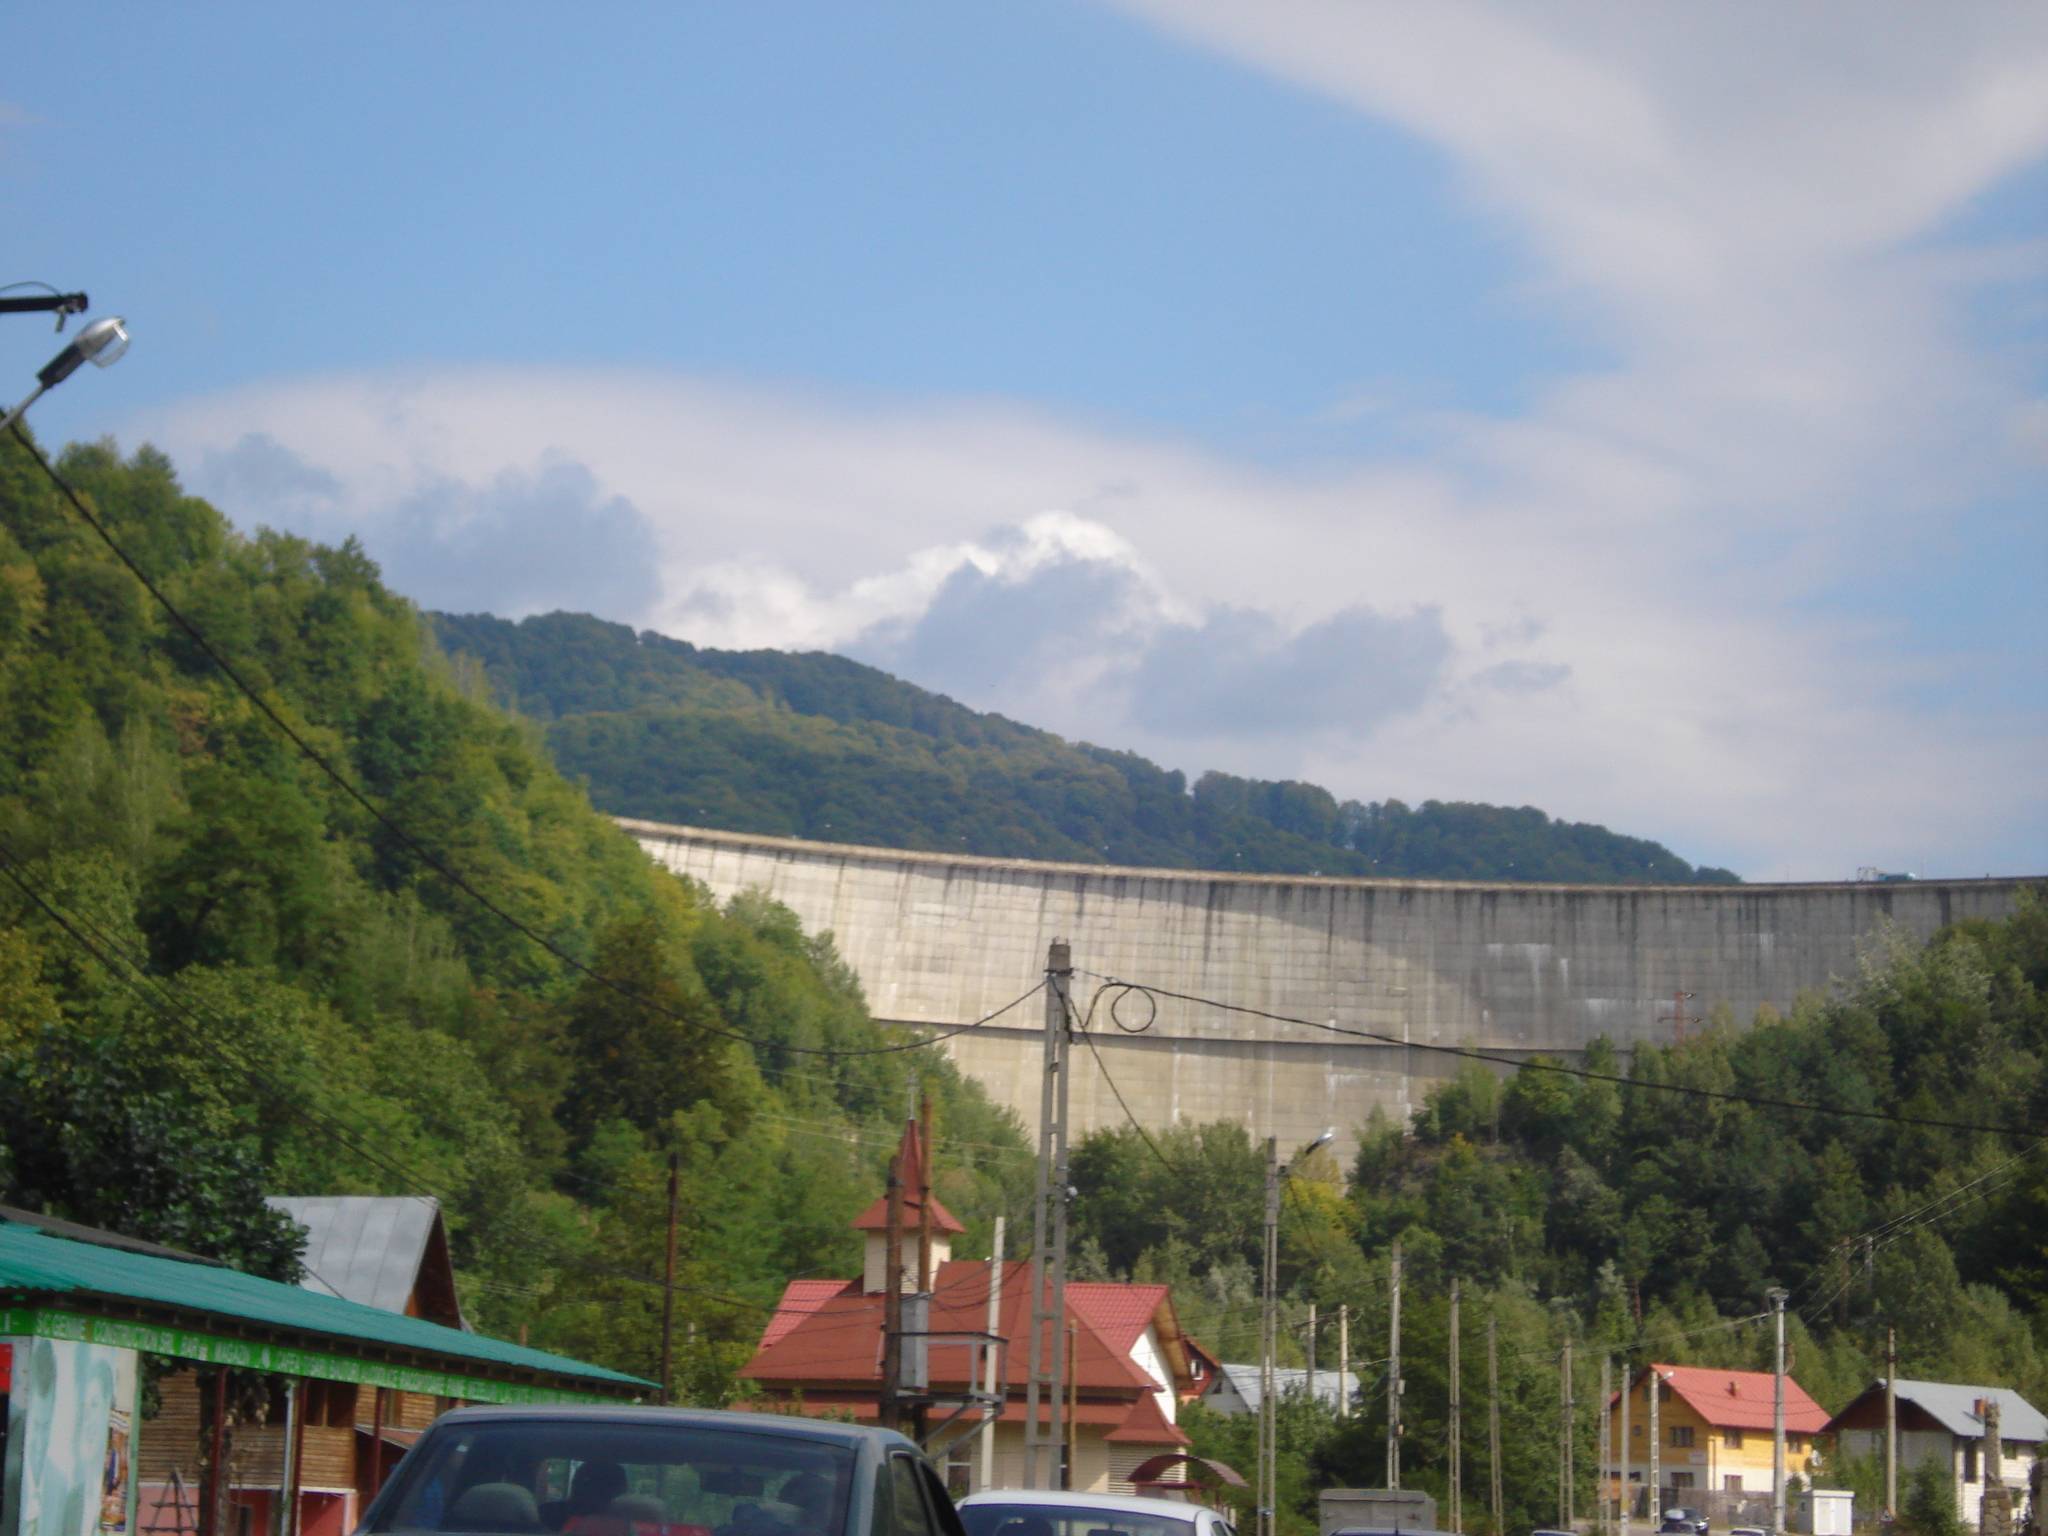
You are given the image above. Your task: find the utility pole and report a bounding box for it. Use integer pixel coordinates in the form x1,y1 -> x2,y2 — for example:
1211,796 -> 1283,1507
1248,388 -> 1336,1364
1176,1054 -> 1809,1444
1488,1318 -> 1503,1536
1648,1363 -> 1662,1532
980,1216 -> 1005,1492
1449,1279 -> 1462,1535
1260,1136 -> 1280,1536
1387,1241 -> 1403,1489
914,1095 -> 937,1447
1599,1356 -> 1612,1536
1307,1302 -> 1318,1409
1770,1288 -> 1790,1536
1619,1361 -> 1632,1536
1884,1327 -> 1898,1520
1024,941 -> 1072,1488
659,1151 -> 680,1405
1560,1335 -> 1574,1530
1338,1304 -> 1350,1419
881,1145 -> 906,1431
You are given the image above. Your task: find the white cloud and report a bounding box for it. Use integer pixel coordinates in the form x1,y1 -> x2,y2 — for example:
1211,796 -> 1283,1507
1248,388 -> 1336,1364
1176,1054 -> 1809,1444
127,5 -> 2048,880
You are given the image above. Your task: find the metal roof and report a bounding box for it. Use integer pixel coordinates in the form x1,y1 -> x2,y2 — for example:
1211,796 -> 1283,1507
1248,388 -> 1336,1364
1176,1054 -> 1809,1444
1881,1379 -> 2047,1442
266,1195 -> 459,1322
0,1220 -> 646,1390
1210,1362 -> 1359,1414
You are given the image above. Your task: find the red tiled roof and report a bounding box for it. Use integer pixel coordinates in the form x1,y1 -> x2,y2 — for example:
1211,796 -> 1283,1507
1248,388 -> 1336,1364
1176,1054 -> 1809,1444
1068,1283 -> 1168,1355
744,1260 -> 1153,1396
749,1393 -> 1157,1430
1106,1390 -> 1190,1447
849,1121 -> 965,1235
760,1280 -> 857,1351
1625,1363 -> 1828,1435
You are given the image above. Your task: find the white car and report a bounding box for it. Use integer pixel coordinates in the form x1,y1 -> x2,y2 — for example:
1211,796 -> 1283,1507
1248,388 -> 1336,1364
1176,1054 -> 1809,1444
958,1489 -> 1237,1536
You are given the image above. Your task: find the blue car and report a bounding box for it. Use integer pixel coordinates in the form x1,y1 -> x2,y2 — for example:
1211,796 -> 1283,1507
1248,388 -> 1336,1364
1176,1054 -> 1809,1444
355,1404 -> 966,1536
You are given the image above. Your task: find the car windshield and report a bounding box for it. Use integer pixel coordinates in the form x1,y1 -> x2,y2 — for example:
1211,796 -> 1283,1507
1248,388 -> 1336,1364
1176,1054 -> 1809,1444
367,1420 -> 857,1536
960,1505 -> 1198,1536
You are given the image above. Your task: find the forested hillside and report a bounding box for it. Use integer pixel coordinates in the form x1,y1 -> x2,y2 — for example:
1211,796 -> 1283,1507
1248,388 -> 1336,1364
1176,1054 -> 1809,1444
431,610 -> 1741,883
0,434 -> 1034,1399
1065,903 -> 2048,1535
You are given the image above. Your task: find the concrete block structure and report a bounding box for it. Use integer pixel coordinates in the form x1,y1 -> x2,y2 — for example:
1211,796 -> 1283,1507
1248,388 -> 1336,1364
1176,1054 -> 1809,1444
625,819 -> 2035,1153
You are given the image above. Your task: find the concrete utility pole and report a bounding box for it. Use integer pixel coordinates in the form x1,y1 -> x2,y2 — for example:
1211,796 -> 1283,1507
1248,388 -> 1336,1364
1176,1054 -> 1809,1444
1884,1327 -> 1898,1519
1338,1304 -> 1350,1419
1308,1302 -> 1318,1408
1387,1241 -> 1403,1489
980,1216 -> 1005,1492
1488,1318 -> 1503,1536
1600,1356 -> 1612,1536
1649,1364 -> 1663,1531
1024,941 -> 1073,1488
1449,1279 -> 1463,1536
1619,1361 -> 1632,1536
914,1094 -> 937,1446
1770,1289 -> 1790,1536
1560,1335 -> 1575,1529
1260,1136 -> 1280,1536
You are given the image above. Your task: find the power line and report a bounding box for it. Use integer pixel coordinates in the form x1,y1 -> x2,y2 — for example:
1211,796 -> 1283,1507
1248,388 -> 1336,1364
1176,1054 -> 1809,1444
1075,969 -> 2042,1141
7,424 -> 1030,1063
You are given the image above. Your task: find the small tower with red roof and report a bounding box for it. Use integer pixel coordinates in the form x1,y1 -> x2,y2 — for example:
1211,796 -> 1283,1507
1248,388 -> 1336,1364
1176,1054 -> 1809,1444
853,1118 -> 964,1294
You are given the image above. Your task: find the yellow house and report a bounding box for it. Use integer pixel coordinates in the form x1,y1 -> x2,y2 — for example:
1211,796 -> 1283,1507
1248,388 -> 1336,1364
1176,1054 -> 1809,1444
1607,1362 -> 1828,1516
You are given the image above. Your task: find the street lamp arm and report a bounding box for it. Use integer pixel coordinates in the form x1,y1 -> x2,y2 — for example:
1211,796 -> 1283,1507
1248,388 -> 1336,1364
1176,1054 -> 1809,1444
0,292 -> 90,318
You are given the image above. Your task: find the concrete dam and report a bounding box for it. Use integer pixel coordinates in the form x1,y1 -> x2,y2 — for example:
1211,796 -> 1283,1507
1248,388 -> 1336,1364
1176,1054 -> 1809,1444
622,818 -> 2034,1153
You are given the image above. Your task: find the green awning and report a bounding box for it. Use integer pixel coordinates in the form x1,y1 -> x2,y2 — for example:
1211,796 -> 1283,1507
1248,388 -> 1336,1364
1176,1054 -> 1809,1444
0,1220 -> 651,1403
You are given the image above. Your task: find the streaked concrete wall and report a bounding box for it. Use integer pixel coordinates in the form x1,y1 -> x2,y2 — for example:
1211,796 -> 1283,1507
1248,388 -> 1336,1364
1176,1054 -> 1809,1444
622,818 -> 2034,1151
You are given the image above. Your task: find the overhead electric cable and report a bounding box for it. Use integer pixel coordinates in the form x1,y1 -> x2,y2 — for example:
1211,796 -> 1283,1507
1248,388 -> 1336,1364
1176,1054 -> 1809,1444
1074,969 -> 2042,1140
8,424 -> 1032,1062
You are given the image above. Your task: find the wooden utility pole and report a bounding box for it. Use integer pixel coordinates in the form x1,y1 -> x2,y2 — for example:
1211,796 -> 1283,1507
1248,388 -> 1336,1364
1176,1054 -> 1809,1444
1488,1318 -> 1503,1536
1387,1241 -> 1403,1489
660,1150 -> 680,1404
881,1145 -> 906,1430
1449,1279 -> 1463,1535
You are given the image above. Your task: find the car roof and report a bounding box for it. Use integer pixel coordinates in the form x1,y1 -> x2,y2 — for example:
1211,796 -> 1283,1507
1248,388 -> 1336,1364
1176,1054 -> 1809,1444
431,1403 -> 917,1452
959,1492 -> 1210,1519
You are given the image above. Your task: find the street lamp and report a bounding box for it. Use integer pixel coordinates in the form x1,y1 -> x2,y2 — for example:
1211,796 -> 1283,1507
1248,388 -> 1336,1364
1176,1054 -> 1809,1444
0,315 -> 130,434
1260,1128 -> 1335,1536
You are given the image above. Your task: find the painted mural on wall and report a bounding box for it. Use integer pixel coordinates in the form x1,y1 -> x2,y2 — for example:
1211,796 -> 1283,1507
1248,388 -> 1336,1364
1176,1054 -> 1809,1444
0,1337 -> 138,1536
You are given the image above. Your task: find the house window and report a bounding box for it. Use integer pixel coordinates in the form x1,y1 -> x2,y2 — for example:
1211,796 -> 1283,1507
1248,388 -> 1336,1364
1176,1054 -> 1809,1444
1963,1443 -> 1979,1483
1788,1435 -> 1804,1454
1724,1477 -> 1744,1494
1672,1473 -> 1696,1490
1724,1430 -> 1744,1450
1671,1426 -> 1695,1448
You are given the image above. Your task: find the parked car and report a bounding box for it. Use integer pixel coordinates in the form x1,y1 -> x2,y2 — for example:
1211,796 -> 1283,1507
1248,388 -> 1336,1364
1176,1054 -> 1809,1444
958,1490 -> 1236,1536
356,1403 -> 965,1536
1663,1508 -> 1709,1536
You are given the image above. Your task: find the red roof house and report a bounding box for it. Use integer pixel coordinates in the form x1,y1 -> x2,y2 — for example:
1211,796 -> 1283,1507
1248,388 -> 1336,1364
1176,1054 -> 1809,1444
1604,1362 -> 1829,1514
742,1122 -> 1207,1496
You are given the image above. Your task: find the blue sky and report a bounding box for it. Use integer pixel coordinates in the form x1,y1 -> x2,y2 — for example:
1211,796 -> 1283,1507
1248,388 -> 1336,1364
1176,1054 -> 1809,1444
5,2 -> 2045,879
